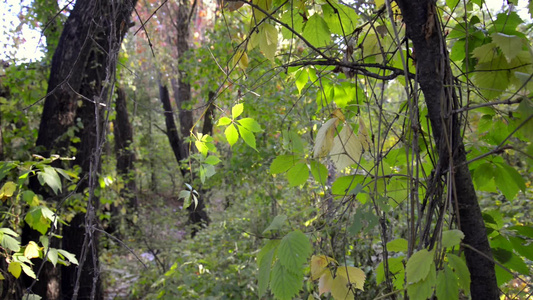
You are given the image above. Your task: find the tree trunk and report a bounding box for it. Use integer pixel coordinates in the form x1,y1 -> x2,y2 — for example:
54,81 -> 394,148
111,86 -> 137,234
395,1 -> 498,299
26,0 -> 137,298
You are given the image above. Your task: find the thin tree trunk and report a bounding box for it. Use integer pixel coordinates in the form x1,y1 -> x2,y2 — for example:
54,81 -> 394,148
395,1 -> 498,299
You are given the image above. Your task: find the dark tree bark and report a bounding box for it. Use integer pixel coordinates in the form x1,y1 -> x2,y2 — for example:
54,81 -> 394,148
395,1 -> 498,299
25,0 -> 137,299
113,86 -> 138,219
201,92 -> 216,136
159,84 -> 186,169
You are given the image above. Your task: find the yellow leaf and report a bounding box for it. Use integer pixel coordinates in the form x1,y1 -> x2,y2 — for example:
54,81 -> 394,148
330,124 -> 362,170
0,181 -> 17,202
224,0 -> 244,11
331,109 -> 345,122
24,241 -> 41,259
313,118 -> 339,158
8,261 -> 21,279
0,272 -> 4,280
239,52 -> 249,69
337,266 -> 366,291
259,23 -> 278,61
318,270 -> 334,296
311,255 -> 337,280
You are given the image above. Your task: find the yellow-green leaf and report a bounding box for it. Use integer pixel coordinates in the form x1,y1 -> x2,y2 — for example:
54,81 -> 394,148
0,181 -> 16,201
224,124 -> 239,146
336,266 -> 365,291
491,33 -> 524,61
311,255 -> 337,280
406,249 -> 435,283
8,261 -> 21,278
24,241 -> 40,259
217,116 -> 232,126
260,23 -> 278,61
232,103 -> 244,119
237,125 -> 257,150
303,14 -> 331,48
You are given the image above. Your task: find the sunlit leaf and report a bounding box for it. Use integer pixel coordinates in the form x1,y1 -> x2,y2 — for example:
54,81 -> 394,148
8,261 -> 21,279
237,125 -> 257,150
0,181 -> 17,201
232,103 -> 244,119
491,33 -> 524,61
303,14 -> 331,47
286,162 -> 308,186
217,116 -> 232,126
24,241 -> 40,259
313,118 -> 339,158
224,124 -> 239,146
270,155 -> 300,174
237,118 -> 262,132
260,23 -> 278,61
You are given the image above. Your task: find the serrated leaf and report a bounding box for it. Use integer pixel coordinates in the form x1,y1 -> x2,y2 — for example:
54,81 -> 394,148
311,255 -> 337,280
303,14 -> 331,47
232,103 -> 244,119
8,261 -> 21,278
313,118 -> 339,158
407,267 -> 436,300
260,23 -> 278,61
436,265 -> 459,300
447,254 -> 470,295
406,249 -> 434,283
263,215 -> 287,234
386,238 -> 408,252
0,181 -> 17,201
270,155 -> 300,174
270,261 -> 303,300
278,230 -> 312,271
258,247 -> 276,297
491,33 -> 523,61
472,43 -> 498,64
24,241 -> 40,259
441,230 -> 465,248
224,124 -> 239,146
472,52 -> 510,100
237,118 -> 262,132
286,162 -> 309,186
217,116 -> 232,126
237,125 -> 257,150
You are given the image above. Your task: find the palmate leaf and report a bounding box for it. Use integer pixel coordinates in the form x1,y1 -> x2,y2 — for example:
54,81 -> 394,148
237,125 -> 257,150
224,124 -> 239,146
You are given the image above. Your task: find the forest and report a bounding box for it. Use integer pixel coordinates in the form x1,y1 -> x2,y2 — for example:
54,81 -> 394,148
0,0 -> 532,299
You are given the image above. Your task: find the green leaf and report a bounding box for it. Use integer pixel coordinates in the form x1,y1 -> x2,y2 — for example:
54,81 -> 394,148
483,210 -> 504,230
386,238 -> 408,252
322,2 -> 359,35
286,162 -> 308,186
0,227 -> 19,237
447,254 -> 470,295
22,190 -> 39,206
237,125 -> 257,150
406,249 -> 434,283
204,156 -> 221,165
263,215 -> 287,234
495,162 -> 525,200
376,256 -> 405,287
309,161 -> 328,185
258,247 -> 276,297
282,130 -> 304,154
217,116 -> 232,126
472,53 -> 510,100
303,14 -> 331,47
237,118 -> 262,132
294,69 -> 307,94
436,265 -> 459,300
491,33 -> 524,61
441,230 -> 465,248
37,166 -> 62,195
21,262 -> 36,279
490,12 -> 523,35
493,247 -> 529,275
508,236 -> 533,261
270,155 -> 300,174
58,249 -> 78,265
232,103 -> 244,119
270,261 -> 303,300
278,230 -> 312,271
407,267 -> 436,300
224,124 -> 239,146
260,23 -> 278,61
446,0 -> 459,8
1,234 -> 21,252
47,248 -> 59,267
509,225 -> 533,238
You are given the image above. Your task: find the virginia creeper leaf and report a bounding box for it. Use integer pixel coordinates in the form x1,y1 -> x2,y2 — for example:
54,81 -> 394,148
224,124 -> 239,146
